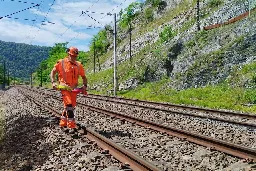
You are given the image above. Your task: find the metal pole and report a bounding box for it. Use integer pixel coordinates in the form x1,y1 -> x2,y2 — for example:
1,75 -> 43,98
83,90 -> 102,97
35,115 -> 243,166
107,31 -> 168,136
40,68 -> 42,87
3,61 -> 5,89
129,22 -> 132,62
7,68 -> 9,86
197,0 -> 200,31
113,13 -> 117,96
30,72 -> 33,87
94,41 -> 96,73
249,0 -> 250,17
97,54 -> 101,71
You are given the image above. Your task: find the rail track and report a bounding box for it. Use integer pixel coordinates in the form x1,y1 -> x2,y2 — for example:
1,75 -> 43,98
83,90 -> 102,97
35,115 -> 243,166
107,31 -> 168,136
37,86 -> 256,127
1,88 -> 129,170
15,85 -> 256,170
19,88 -> 161,171
30,86 -> 256,148
84,93 -> 256,127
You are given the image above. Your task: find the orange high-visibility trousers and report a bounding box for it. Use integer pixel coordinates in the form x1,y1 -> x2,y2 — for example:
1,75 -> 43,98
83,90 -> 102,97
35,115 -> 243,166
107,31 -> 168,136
60,90 -> 77,128
61,90 -> 77,108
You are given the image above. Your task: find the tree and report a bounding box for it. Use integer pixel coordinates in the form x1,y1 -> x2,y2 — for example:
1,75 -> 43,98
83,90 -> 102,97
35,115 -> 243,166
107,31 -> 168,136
119,2 -> 142,29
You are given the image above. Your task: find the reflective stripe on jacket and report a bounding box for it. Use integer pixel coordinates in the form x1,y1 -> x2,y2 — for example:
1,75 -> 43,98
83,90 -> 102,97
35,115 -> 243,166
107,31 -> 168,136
54,57 -> 85,88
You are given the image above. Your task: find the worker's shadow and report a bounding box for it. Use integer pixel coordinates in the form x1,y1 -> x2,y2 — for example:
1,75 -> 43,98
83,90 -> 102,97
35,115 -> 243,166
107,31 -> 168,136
98,129 -> 132,139
0,114 -> 54,170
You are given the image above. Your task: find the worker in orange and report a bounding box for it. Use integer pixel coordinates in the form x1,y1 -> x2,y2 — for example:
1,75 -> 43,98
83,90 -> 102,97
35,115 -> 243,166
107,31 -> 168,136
50,46 -> 87,129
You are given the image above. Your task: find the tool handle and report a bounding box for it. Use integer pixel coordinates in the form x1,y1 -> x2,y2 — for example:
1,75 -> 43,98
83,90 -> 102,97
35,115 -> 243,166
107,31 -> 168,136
72,87 -> 88,95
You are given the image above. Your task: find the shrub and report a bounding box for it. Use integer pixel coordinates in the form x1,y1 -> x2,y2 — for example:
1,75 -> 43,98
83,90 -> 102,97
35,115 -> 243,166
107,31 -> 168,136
145,8 -> 154,22
244,89 -> 256,104
146,0 -> 161,7
208,0 -> 223,8
159,25 -> 176,43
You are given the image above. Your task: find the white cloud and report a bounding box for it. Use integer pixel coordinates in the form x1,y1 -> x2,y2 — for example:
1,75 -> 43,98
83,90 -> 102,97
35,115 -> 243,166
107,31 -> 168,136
0,0 -> 145,50
0,18 -> 92,47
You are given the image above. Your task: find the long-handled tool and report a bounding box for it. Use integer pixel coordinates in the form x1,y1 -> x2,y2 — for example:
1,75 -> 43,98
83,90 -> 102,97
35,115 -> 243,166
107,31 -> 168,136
55,85 -> 88,95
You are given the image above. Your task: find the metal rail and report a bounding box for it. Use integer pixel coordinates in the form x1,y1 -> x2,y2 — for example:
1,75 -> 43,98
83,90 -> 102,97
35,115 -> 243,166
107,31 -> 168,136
19,86 -> 256,161
19,88 -> 162,171
87,94 -> 256,119
77,102 -> 256,162
84,94 -> 256,128
32,86 -> 256,127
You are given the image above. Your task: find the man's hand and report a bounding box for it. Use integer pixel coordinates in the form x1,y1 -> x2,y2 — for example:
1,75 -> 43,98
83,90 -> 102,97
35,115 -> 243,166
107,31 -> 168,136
52,82 -> 57,89
82,85 -> 87,95
82,85 -> 87,90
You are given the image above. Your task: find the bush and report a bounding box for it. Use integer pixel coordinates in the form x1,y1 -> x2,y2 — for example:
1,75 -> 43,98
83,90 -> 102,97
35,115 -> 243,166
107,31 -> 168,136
245,89 -> 256,104
145,8 -> 154,22
146,0 -> 161,7
208,0 -> 223,8
159,25 -> 176,43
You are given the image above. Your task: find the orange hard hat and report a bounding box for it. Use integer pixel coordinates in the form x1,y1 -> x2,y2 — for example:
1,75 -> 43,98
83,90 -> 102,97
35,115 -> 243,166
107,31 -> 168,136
67,46 -> 79,56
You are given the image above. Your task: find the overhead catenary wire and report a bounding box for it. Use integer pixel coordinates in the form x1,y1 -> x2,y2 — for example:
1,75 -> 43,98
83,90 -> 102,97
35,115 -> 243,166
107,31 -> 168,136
56,0 -> 131,46
0,4 -> 40,19
55,0 -> 100,44
82,11 -> 105,27
66,0 -> 131,46
89,13 -> 130,41
4,16 -> 55,24
26,0 -> 44,41
68,25 -> 103,43
9,0 -> 37,5
100,0 -> 128,20
29,0 -> 56,44
81,10 -> 111,15
59,0 -> 136,52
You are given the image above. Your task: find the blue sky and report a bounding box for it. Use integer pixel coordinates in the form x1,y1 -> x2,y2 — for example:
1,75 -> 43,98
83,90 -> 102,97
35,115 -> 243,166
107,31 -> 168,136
0,0 -> 145,51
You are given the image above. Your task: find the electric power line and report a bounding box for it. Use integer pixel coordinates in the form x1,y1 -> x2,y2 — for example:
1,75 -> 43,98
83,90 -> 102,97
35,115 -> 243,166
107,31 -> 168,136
55,0 -> 100,44
82,11 -> 105,27
68,25 -> 103,43
0,4 -> 40,19
9,0 -> 37,5
4,16 -> 55,24
100,0 -> 128,20
26,0 -> 44,41
29,0 -> 56,44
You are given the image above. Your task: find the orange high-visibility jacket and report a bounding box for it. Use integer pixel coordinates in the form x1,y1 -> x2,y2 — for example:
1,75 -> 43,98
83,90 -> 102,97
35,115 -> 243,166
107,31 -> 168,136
54,57 -> 85,88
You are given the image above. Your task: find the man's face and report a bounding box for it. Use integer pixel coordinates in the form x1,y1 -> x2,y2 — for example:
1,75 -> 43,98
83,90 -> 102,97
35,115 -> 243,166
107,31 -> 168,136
70,54 -> 78,60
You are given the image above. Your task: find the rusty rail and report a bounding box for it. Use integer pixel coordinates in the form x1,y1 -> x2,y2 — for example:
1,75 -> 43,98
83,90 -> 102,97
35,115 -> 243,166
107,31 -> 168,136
85,94 -> 256,128
82,103 -> 256,161
19,88 -> 162,171
19,86 -> 256,161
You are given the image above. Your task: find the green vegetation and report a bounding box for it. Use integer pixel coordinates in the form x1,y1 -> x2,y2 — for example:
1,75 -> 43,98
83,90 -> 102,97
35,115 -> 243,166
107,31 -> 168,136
0,40 -> 51,80
119,81 -> 256,114
90,29 -> 110,56
145,0 -> 162,8
144,8 -> 154,23
208,0 -> 223,8
0,64 -> 4,85
159,25 -> 177,43
36,0 -> 256,115
139,0 -> 197,35
118,2 -> 142,29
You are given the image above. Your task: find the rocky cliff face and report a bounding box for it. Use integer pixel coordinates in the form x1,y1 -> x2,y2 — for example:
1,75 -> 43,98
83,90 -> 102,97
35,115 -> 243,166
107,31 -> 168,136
92,0 -> 255,91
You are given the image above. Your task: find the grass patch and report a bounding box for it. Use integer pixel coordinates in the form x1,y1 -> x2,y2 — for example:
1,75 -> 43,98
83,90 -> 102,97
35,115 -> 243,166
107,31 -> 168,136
120,81 -> 256,114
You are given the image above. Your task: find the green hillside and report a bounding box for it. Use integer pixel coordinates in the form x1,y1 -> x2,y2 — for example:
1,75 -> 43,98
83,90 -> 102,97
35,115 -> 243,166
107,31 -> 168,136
40,0 -> 256,113
0,40 -> 51,81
